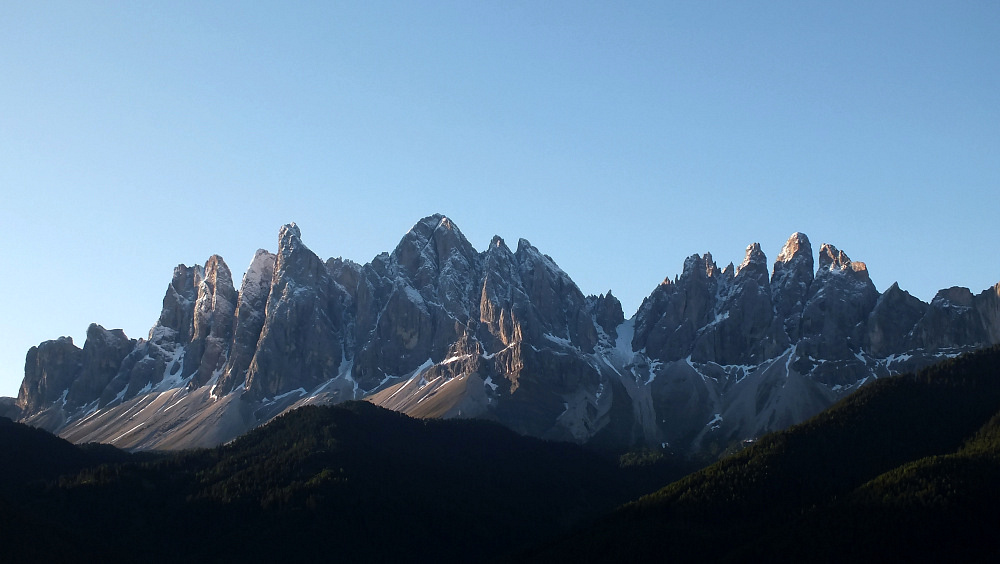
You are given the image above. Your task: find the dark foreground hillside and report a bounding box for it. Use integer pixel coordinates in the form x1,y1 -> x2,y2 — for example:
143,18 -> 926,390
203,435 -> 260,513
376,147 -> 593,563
525,345 -> 1000,563
0,402 -> 691,563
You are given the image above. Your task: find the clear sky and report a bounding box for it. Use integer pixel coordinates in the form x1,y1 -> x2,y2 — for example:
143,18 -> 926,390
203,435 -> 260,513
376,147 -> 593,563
2,1 -> 997,397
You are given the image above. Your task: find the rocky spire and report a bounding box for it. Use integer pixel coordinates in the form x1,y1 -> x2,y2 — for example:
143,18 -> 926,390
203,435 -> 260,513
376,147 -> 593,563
770,232 -> 814,342
591,290 -> 625,339
192,255 -> 237,343
244,224 -> 348,400
798,242 -> 879,371
692,243 -> 774,365
216,249 -> 276,395
633,252 -> 724,361
735,243 -> 769,285
66,324 -> 134,408
155,264 -> 202,343
515,238 -> 597,352
817,244 -> 872,284
185,255 -> 237,388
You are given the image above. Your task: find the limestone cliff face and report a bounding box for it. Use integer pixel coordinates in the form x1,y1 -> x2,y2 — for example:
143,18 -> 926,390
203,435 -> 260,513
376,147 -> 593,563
215,249 -> 276,395
18,325 -> 134,418
18,337 -> 81,415
10,219 -> 1000,455
633,253 -> 725,362
353,215 -> 481,390
629,232 -> 998,452
243,224 -> 351,400
97,256 -> 237,407
187,255 -> 237,388
770,232 -> 814,344
691,243 -> 774,366
68,325 -> 134,407
864,283 -> 928,357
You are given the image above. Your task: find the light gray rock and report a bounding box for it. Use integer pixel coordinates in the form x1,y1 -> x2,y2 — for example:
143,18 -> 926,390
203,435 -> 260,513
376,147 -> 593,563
244,223 -> 350,400
216,249 -> 275,395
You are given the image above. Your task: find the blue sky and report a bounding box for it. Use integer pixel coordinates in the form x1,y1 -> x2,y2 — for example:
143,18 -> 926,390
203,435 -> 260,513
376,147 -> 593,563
1,1 -> 997,397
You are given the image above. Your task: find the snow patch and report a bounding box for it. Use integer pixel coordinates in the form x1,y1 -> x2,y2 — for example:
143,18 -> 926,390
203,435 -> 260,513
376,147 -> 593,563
483,376 -> 498,392
543,333 -> 575,349
611,318 -> 635,365
706,413 -> 723,429
482,343 -> 515,359
441,354 -> 472,365
273,387 -> 307,401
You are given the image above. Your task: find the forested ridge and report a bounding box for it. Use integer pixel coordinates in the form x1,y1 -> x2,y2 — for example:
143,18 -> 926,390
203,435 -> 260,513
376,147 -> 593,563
0,402 -> 691,562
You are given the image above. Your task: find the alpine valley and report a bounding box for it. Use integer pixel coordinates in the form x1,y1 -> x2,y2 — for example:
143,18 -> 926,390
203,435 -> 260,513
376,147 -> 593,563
5,214 -> 1000,455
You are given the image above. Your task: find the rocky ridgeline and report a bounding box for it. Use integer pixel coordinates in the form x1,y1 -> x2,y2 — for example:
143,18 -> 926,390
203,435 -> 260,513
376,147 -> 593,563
8,216 -> 1000,453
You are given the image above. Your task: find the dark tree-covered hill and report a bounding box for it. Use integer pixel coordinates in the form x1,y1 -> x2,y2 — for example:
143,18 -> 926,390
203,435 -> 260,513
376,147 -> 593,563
524,345 -> 1000,563
0,402 -> 690,563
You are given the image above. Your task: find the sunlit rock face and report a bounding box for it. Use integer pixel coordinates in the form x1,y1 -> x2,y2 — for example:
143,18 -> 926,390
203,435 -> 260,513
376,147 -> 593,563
216,249 -> 276,395
94,256 -> 238,409
9,220 -> 1000,455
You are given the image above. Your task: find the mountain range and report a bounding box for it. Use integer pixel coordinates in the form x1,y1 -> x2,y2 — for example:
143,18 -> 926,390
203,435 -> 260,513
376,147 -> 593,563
6,214 -> 1000,453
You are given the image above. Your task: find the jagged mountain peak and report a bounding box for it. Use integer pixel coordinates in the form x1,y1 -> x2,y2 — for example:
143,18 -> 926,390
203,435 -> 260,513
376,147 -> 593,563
775,231 -> 812,264
392,214 -> 478,279
817,243 -> 848,270
489,234 -> 509,251
932,286 -> 975,308
246,249 -> 277,279
272,222 -> 329,290
406,213 -> 449,232
514,238 -> 577,290
192,255 -> 236,342
817,243 -> 872,283
85,323 -> 126,345
277,222 -> 308,258
279,222 -> 301,240
398,214 -> 469,248
681,253 -> 722,280
736,243 -> 767,279
770,232 -> 815,333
